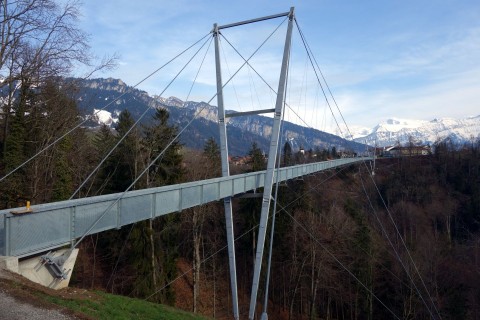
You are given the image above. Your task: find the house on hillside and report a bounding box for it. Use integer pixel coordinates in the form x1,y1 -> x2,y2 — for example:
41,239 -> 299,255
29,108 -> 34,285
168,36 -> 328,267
229,155 -> 251,165
388,145 -> 431,157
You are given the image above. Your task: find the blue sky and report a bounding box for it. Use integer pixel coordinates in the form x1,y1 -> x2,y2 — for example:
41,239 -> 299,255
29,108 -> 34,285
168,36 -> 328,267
78,0 -> 480,132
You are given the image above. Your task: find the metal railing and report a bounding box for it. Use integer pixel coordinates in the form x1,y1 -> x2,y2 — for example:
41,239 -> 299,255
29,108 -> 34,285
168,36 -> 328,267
0,157 -> 369,257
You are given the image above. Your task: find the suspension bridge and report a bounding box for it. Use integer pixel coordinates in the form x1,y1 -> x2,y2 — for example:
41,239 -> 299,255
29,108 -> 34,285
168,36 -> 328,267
0,7 -> 443,320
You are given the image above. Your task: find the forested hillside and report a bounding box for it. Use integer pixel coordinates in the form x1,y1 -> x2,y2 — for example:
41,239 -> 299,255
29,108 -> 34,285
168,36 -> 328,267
1,2 -> 479,318
1,71 -> 479,319
1,70 -> 479,318
67,137 -> 479,319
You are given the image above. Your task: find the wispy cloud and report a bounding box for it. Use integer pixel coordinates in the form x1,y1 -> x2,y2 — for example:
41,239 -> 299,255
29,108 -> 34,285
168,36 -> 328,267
78,0 -> 480,131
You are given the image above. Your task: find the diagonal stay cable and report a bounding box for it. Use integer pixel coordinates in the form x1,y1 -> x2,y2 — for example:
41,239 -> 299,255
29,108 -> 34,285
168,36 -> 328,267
295,19 -> 442,319
279,202 -> 402,320
105,222 -> 136,291
140,209 -> 274,302
230,16 -> 436,315
105,36 -> 214,290
295,20 -> 441,312
361,160 -> 441,319
294,19 -> 349,138
219,38 -> 242,111
127,162 -> 346,300
221,34 -> 328,133
0,32 -> 211,184
357,167 -> 436,317
71,17 -> 288,250
69,35 -> 212,200
128,159 -> 358,300
140,162 -> 348,303
291,20 -> 343,137
280,169 -> 418,293
212,27 -> 428,317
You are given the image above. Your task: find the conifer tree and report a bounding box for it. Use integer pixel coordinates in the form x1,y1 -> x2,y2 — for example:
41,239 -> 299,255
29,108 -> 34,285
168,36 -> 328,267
203,137 -> 221,177
283,141 -> 293,166
249,141 -> 265,172
124,108 -> 184,302
331,146 -> 338,158
27,80 -> 81,202
143,108 -> 184,186
51,136 -> 74,201
1,80 -> 31,207
111,109 -> 141,192
91,124 -> 117,195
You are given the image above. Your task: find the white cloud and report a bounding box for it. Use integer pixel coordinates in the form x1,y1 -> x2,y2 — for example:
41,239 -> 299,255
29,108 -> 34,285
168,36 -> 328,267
77,1 -> 480,132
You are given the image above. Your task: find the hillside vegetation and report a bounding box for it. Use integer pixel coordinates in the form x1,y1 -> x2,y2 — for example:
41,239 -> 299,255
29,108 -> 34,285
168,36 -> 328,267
0,270 -> 209,320
2,1 -> 479,318
0,77 -> 480,319
1,75 -> 479,319
73,141 -> 480,319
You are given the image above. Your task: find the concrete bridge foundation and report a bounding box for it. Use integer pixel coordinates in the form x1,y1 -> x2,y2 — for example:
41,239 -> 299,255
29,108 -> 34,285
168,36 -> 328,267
0,248 -> 78,289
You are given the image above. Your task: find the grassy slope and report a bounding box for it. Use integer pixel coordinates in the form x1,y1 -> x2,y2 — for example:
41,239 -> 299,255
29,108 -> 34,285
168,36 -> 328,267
41,291 -> 211,320
0,271 -> 210,320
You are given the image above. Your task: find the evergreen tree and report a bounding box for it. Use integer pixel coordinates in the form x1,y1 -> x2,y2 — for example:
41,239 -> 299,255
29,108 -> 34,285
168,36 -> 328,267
51,136 -> 74,201
143,108 -> 184,186
111,109 -> 141,192
344,198 -> 374,319
125,108 -> 184,302
1,80 -> 31,207
331,146 -> 338,158
249,141 -> 265,172
91,124 -> 117,195
283,141 -> 293,166
203,137 -> 221,177
30,80 -> 81,202
1,78 -> 90,206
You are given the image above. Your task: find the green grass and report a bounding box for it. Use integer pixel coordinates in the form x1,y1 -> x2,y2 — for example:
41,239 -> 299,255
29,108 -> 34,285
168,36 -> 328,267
40,290 -> 210,320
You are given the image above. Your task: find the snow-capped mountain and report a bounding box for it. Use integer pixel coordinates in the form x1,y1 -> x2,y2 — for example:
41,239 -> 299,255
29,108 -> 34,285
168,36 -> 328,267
351,117 -> 480,147
335,125 -> 372,140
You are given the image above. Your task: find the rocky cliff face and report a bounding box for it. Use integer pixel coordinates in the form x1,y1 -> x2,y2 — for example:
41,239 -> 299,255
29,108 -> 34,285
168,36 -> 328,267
73,78 -> 365,155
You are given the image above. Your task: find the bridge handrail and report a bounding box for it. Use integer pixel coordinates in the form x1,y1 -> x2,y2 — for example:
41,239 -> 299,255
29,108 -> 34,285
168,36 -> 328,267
0,157 -> 370,257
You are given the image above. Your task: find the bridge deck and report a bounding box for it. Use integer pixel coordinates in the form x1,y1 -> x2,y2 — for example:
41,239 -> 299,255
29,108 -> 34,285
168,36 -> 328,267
0,158 -> 369,257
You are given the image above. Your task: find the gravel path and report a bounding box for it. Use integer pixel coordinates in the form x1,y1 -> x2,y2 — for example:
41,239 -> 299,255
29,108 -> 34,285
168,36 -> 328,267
0,269 -> 77,320
0,289 -> 76,320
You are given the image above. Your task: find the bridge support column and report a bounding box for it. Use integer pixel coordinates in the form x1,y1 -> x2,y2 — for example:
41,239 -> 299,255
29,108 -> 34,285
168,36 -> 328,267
214,23 -> 239,320
249,7 -> 295,320
0,248 -> 78,290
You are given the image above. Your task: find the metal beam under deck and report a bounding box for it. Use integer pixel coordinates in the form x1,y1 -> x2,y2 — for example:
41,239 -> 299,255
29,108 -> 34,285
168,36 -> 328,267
0,158 -> 369,258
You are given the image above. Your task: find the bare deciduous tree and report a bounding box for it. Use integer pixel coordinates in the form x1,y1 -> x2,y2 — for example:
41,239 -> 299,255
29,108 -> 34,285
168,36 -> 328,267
0,0 -> 116,152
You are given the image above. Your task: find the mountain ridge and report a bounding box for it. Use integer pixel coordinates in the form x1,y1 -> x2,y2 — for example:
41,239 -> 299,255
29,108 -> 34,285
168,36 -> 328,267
72,77 -> 366,155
